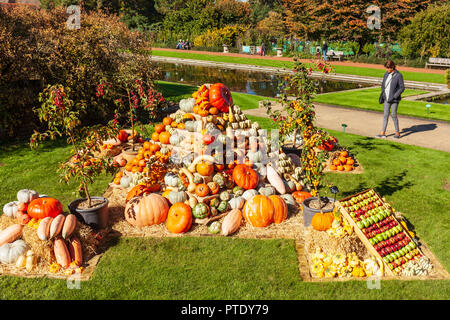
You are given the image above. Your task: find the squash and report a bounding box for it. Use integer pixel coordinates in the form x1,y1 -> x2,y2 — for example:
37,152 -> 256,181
219,191 -> 230,201
170,134 -> 184,146
213,173 -> 226,188
242,189 -> 258,201
217,200 -> 229,213
242,195 -> 274,228
0,239 -> 27,264
68,237 -> 83,266
209,83 -> 233,113
179,168 -> 197,193
125,194 -> 169,228
62,214 -> 77,239
192,203 -> 210,219
37,216 -> 53,241
27,197 -> 63,219
292,191 -> 312,205
229,197 -> 245,210
179,98 -> 195,113
221,209 -> 242,236
17,189 -> 39,203
193,173 -> 204,184
269,195 -> 288,224
207,182 -> 220,195
232,164 -> 259,190
311,211 -> 335,231
280,194 -> 297,207
164,172 -> 180,187
169,191 -> 188,204
209,197 -> 220,208
120,176 -> 132,188
159,131 -> 171,144
16,211 -> 30,225
196,161 -> 214,176
266,164 -> 286,194
188,155 -> 215,173
54,238 -> 71,268
166,203 -> 192,234
3,201 -> 19,218
195,184 -> 210,197
208,221 -> 221,234
49,214 -> 65,239
25,250 -> 36,272
0,224 -> 23,247
233,186 -> 244,197
258,186 -> 276,197
15,254 -> 26,269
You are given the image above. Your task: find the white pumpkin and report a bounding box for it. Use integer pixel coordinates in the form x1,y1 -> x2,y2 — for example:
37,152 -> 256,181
169,134 -> 184,146
242,189 -> 258,201
120,176 -> 131,188
179,98 -> 195,113
164,173 -> 180,187
3,201 -> 19,218
17,189 -> 39,204
0,240 -> 27,264
229,197 -> 245,210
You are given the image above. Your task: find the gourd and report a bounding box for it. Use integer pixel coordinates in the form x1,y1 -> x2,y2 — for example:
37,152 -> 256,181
166,203 -> 192,234
124,194 -> 169,228
17,211 -> 30,225
168,191 -> 188,205
179,98 -> 195,113
184,121 -> 196,132
196,161 -> 214,176
192,203 -> 210,219
62,214 -> 77,239
120,176 -> 132,188
284,180 -> 296,193
25,250 -> 36,272
15,254 -> 26,269
208,221 -> 221,234
311,211 -> 335,231
37,216 -> 53,241
217,200 -> 229,213
68,237 -> 83,266
195,184 -> 210,197
258,186 -> 276,197
242,195 -> 274,228
17,189 -> 39,203
164,172 -> 180,187
179,168 -> 196,193
266,164 -> 286,194
221,209 -> 242,236
169,134 -> 184,146
232,164 -> 259,190
193,173 -> 204,184
187,195 -> 198,208
213,173 -> 226,188
269,195 -> 288,224
0,240 -> 27,264
219,191 -> 230,201
233,186 -> 244,197
3,201 -> 19,218
280,194 -> 297,207
0,224 -> 23,247
207,182 -> 220,195
27,197 -> 63,219
242,189 -> 258,201
229,197 -> 245,210
292,191 -> 312,205
188,155 -> 215,173
54,238 -> 70,268
49,214 -> 65,239
209,198 -> 220,208
177,179 -> 187,192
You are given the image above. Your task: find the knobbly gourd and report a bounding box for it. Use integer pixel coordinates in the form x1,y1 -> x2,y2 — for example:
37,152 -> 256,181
192,202 -> 210,219
169,191 -> 189,204
164,173 -> 180,187
208,221 -> 221,234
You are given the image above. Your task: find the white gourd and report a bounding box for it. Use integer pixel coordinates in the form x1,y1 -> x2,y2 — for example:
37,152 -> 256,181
229,197 -> 245,210
17,189 -> 39,203
242,189 -> 258,201
0,240 -> 27,264
3,201 -> 19,218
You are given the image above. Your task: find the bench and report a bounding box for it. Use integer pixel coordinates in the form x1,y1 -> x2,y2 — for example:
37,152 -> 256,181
425,57 -> 450,69
326,50 -> 344,61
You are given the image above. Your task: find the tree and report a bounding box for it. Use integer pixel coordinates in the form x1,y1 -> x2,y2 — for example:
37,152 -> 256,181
248,0 -> 283,25
256,11 -> 285,38
214,0 -> 252,27
399,3 -> 450,59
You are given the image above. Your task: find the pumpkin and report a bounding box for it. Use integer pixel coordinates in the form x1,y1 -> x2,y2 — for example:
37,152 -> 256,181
340,150 -> 348,157
49,214 -> 65,239
330,165 -> 337,171
27,197 -> 63,220
54,238 -> 71,268
232,164 -> 259,190
195,184 -> 210,197
184,121 -> 196,132
269,195 -> 288,224
217,200 -> 229,213
221,209 -> 242,236
151,132 -> 159,142
68,237 -> 83,266
17,189 -> 39,204
344,165 -> 353,172
209,83 -> 233,113
162,189 -> 171,201
163,117 -> 173,126
196,161 -> 214,176
3,201 -> 19,218
311,211 -> 335,231
159,131 -> 171,144
292,191 -> 312,205
120,176 -> 132,188
219,191 -> 230,201
0,224 -> 23,247
229,197 -> 245,210
339,156 -> 347,165
208,221 -> 221,234
168,191 -> 188,205
37,217 -> 53,241
213,173 -> 226,188
207,182 -> 220,195
242,189 -> 258,201
154,124 -> 165,134
170,134 -> 184,146
346,158 -> 355,166
192,203 -> 210,219
125,194 -> 169,228
337,165 -> 344,171
0,240 -> 27,264
266,165 -> 286,194
243,195 -> 274,228
180,98 -> 195,113
164,172 -> 180,187
233,186 -> 244,197
166,203 -> 192,233
126,185 -> 151,203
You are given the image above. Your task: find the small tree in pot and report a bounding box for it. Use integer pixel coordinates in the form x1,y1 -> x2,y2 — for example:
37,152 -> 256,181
30,84 -> 118,229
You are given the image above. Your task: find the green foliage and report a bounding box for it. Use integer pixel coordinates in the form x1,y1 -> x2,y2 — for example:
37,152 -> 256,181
399,3 -> 450,59
194,25 -> 248,47
446,69 -> 450,89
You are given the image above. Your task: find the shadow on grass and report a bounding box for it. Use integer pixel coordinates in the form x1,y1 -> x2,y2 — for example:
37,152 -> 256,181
375,170 -> 414,196
339,182 -> 371,198
352,136 -> 406,152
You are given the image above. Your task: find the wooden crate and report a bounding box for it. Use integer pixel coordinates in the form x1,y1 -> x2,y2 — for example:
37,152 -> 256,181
337,189 -> 424,277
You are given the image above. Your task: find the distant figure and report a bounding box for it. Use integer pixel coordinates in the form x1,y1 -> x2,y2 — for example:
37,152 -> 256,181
176,40 -> 182,49
261,41 -> 266,56
316,47 -> 321,60
377,60 -> 405,139
322,41 -> 328,61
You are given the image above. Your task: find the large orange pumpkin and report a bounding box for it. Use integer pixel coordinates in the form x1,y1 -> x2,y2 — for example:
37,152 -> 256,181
126,185 -> 151,203
232,164 -> 259,190
311,211 -> 334,231
27,198 -> 63,219
209,83 -> 233,113
124,194 -> 169,228
166,203 -> 192,233
159,131 -> 171,144
243,195 -> 274,227
269,195 -> 288,224
292,191 -> 312,205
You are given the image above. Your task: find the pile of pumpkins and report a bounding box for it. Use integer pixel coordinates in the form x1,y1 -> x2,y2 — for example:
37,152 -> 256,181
1,189 -> 83,274
329,150 -> 356,172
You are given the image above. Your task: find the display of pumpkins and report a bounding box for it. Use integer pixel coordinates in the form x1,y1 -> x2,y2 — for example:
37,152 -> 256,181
125,194 -> 169,228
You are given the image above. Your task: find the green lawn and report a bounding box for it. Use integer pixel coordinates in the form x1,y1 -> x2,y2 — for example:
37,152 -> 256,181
0,85 -> 449,299
152,50 -> 446,84
314,88 -> 450,122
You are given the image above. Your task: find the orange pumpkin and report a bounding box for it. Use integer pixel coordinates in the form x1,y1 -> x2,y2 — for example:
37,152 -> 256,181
196,161 -> 214,176
125,163 -> 133,172
198,109 -> 209,117
243,195 -> 274,227
339,156 -> 347,165
177,123 -> 186,129
332,158 -> 340,166
346,158 -> 355,166
126,185 -> 151,203
166,203 -> 192,233
162,117 -> 173,126
337,165 -> 344,171
150,144 -> 160,153
329,165 -> 337,171
232,164 -> 259,190
340,151 -> 348,158
269,195 -> 288,224
152,132 -> 159,142
344,165 -> 353,172
193,105 -> 200,114
154,124 -> 165,134
207,182 -> 220,195
195,184 -> 210,197
311,211 -> 334,231
171,121 -> 178,128
209,107 -> 219,115
143,151 -> 152,159
143,141 -> 151,150
124,194 -> 169,228
159,131 -> 171,144
27,198 -> 63,219
138,159 -> 146,167
292,191 -> 312,205
209,83 -> 233,113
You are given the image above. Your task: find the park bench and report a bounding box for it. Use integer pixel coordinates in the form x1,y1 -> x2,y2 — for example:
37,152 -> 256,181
425,57 -> 450,69
327,50 -> 344,61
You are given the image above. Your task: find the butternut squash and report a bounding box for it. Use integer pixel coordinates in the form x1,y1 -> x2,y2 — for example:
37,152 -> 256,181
0,224 -> 23,247
54,238 -> 70,268
221,209 -> 242,236
62,214 -> 77,239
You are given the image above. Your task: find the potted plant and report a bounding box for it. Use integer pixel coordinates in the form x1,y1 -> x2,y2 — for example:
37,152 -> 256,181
30,85 -> 118,229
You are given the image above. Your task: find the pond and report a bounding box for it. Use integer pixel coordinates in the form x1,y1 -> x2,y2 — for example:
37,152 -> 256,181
423,95 -> 449,105
156,62 -> 371,97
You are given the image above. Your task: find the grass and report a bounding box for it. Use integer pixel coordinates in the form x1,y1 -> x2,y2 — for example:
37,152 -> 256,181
0,84 -> 449,299
152,50 -> 446,84
314,88 -> 450,122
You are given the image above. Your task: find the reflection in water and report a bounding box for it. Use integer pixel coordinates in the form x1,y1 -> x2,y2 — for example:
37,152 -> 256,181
156,62 -> 370,98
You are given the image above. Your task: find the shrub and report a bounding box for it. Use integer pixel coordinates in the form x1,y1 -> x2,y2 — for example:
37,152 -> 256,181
193,25 -> 248,47
446,69 -> 450,89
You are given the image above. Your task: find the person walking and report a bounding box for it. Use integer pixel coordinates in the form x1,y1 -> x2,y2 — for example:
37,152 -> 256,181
261,41 -> 266,56
377,60 -> 405,139
322,41 -> 328,61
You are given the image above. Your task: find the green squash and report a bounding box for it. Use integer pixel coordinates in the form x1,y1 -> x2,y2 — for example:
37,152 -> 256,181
192,203 -> 210,219
209,198 -> 220,208
168,191 -> 188,204
217,200 -> 229,213
208,221 -> 221,234
177,179 -> 187,191
210,207 -> 219,217
233,186 -> 244,197
213,173 -> 226,188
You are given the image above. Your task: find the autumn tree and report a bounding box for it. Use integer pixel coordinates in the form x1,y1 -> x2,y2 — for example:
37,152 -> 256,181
257,11 -> 285,38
